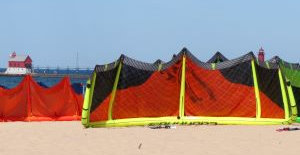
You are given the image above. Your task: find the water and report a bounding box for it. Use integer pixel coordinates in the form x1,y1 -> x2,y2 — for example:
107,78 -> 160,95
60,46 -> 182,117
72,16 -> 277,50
0,76 -> 89,89
0,68 -> 92,89
33,68 -> 92,75
0,68 -> 93,75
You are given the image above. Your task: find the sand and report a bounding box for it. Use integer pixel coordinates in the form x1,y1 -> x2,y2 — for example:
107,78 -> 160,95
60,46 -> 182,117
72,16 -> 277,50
0,122 -> 300,155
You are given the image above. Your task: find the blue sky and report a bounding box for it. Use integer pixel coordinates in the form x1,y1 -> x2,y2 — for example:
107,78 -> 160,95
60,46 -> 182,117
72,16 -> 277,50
0,0 -> 300,68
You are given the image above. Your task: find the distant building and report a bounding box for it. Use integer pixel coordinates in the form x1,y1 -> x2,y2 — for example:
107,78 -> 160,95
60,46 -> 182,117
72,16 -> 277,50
5,52 -> 33,75
258,47 -> 265,62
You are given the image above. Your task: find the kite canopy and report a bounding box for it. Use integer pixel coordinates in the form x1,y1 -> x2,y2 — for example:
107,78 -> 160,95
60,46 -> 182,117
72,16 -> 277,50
206,51 -> 228,63
82,48 -> 296,127
0,75 -> 83,121
277,59 -> 300,122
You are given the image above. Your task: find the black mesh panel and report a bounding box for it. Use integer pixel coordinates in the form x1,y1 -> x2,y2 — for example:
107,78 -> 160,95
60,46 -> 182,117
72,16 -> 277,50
91,67 -> 118,112
117,64 -> 154,89
220,61 -> 254,86
256,64 -> 284,109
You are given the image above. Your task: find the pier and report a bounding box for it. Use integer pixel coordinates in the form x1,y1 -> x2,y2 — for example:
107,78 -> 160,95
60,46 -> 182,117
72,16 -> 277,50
0,66 -> 92,79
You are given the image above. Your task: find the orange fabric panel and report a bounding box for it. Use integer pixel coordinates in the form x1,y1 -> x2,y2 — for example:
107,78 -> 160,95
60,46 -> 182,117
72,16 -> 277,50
112,61 -> 182,119
185,59 -> 257,117
90,94 -> 111,122
260,92 -> 284,118
0,75 -> 83,122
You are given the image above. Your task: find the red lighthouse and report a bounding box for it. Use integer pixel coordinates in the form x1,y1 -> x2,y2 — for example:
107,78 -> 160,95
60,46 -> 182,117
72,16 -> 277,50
5,51 -> 33,75
258,47 -> 265,62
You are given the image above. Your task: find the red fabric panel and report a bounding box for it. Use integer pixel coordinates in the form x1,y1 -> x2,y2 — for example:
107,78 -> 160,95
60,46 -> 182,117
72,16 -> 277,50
185,59 -> 257,117
0,76 -> 29,121
0,75 -> 83,122
90,94 -> 111,122
112,61 -> 181,119
30,76 -> 82,121
260,92 -> 285,118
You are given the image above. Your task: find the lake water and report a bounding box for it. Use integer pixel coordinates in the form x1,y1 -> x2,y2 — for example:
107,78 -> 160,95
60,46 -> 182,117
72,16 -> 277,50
0,68 -> 92,88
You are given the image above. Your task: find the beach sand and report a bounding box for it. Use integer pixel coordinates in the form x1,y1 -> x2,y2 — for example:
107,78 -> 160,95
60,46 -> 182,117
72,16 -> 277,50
0,122 -> 300,155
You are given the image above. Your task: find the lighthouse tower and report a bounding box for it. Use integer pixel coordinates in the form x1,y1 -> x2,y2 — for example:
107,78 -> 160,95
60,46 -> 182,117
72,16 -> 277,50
258,47 -> 265,62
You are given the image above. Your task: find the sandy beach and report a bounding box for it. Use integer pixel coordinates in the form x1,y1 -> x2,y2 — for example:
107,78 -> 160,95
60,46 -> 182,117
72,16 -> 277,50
0,122 -> 300,155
